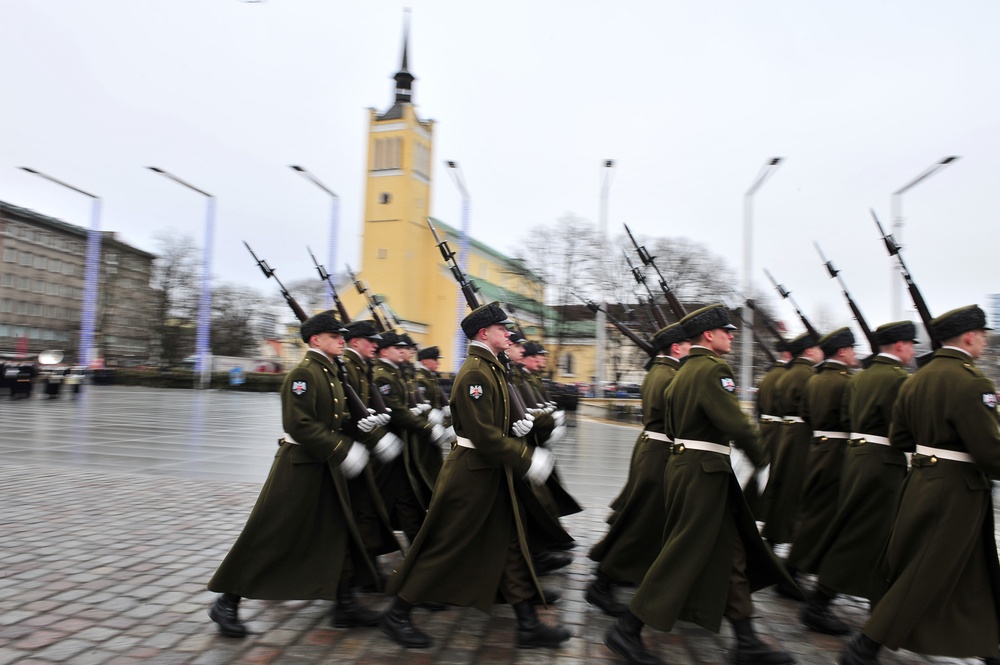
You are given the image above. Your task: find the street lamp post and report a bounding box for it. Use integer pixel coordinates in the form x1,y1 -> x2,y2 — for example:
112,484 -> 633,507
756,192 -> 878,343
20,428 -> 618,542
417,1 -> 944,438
19,168 -> 102,367
740,157 -> 783,402
445,161 -> 471,370
890,156 -> 959,320
147,167 -> 216,389
290,165 -> 340,310
595,159 -> 615,395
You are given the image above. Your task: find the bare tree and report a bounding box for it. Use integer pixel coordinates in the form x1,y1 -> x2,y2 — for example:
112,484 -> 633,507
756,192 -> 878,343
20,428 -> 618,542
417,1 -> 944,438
211,284 -> 267,356
151,233 -> 199,366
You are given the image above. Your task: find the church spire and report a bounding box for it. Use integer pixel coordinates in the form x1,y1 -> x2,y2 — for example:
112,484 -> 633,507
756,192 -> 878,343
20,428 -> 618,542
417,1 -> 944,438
393,9 -> 414,104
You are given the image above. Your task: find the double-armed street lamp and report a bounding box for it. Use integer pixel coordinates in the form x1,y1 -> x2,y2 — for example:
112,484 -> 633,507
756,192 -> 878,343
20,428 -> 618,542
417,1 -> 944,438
18,167 -> 102,368
290,165 -> 340,310
740,157 -> 783,400
890,156 -> 959,320
147,167 -> 216,389
445,160 -> 471,369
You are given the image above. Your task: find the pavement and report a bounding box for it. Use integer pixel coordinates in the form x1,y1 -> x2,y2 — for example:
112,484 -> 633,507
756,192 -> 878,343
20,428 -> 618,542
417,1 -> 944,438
0,385 -> 994,664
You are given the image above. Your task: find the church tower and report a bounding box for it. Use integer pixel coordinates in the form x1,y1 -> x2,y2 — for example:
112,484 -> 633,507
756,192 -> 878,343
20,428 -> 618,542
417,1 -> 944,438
359,11 -> 437,336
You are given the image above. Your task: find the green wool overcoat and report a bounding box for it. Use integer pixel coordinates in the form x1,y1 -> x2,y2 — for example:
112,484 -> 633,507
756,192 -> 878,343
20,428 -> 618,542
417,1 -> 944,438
863,348 -> 1000,659
749,361 -> 788,516
207,350 -> 374,600
590,355 -> 679,584
629,347 -> 793,633
807,354 -> 909,598
760,356 -> 815,544
386,343 -> 548,612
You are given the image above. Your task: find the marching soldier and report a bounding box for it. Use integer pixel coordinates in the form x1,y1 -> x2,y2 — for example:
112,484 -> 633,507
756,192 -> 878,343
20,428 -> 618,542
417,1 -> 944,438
380,302 -> 572,650
605,305 -> 796,665
783,328 -> 858,600
206,312 -> 380,637
760,331 -> 822,551
413,345 -> 453,489
840,305 -> 1000,665
586,322 -> 690,617
749,341 -> 791,516
799,321 -> 916,635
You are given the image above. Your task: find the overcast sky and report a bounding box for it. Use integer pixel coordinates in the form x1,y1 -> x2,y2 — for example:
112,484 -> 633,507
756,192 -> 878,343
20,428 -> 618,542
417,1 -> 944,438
2,0 -> 997,338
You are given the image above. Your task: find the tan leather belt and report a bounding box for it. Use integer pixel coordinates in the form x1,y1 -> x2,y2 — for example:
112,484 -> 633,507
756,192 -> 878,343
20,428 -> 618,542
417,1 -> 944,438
643,430 -> 671,442
672,438 -> 731,456
813,430 -> 850,440
784,416 -> 805,424
850,432 -> 890,446
456,436 -> 475,449
915,445 -> 973,463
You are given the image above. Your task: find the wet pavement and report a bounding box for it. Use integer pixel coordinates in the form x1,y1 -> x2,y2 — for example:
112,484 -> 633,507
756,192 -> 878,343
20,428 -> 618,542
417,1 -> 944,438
0,386 -> 993,664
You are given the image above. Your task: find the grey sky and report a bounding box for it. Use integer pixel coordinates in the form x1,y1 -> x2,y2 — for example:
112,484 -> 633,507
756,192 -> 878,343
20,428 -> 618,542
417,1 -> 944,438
2,0 -> 997,336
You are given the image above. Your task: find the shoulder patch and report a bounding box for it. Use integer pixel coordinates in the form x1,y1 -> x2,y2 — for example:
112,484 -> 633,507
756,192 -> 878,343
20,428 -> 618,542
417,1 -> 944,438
291,380 -> 307,396
469,385 -> 484,400
721,377 -> 736,392
983,392 -> 996,410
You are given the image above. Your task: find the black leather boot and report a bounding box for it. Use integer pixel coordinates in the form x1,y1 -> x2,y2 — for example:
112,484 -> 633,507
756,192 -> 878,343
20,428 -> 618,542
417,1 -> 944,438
727,617 -> 795,664
512,600 -> 572,648
208,593 -> 246,638
603,610 -> 664,665
532,550 -> 573,575
801,588 -> 849,635
983,659 -> 1000,665
585,569 -> 627,617
332,581 -> 382,628
837,633 -> 881,665
773,566 -> 802,601
379,597 -> 433,648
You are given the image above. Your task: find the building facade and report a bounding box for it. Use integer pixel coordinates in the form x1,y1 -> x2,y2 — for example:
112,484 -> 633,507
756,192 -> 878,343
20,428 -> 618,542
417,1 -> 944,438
0,202 -> 156,365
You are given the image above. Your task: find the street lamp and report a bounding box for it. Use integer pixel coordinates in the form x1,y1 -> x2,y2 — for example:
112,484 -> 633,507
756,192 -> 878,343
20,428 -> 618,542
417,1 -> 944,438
445,161 -> 471,370
595,159 -> 615,395
19,167 -> 102,367
147,167 -> 216,389
290,165 -> 340,310
890,156 -> 959,320
740,157 -> 783,402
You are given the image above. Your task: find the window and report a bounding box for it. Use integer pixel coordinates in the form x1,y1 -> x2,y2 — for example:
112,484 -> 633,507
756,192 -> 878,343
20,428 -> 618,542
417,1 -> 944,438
0,299 -> 10,313
0,274 -> 12,287
49,259 -> 61,273
3,247 -> 16,262
380,193 -> 391,204
377,249 -> 388,259
18,276 -> 29,290
18,251 -> 32,266
34,255 -> 47,270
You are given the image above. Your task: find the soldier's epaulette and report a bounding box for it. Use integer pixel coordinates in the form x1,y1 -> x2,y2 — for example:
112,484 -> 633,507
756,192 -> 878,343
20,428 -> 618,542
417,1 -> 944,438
961,362 -> 982,376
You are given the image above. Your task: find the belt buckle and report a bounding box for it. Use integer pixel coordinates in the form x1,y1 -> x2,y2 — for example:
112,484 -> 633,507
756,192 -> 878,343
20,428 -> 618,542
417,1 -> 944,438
672,443 -> 686,454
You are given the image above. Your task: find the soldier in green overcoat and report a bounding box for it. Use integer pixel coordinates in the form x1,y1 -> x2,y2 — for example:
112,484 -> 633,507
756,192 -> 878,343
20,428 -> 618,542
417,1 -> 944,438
380,302 -> 572,650
586,322 -> 690,617
412,344 -> 451,491
760,331 -> 822,548
799,321 -> 915,635
784,328 -> 858,589
750,341 -> 791,517
207,312 -> 379,637
841,305 -> 1000,664
605,305 -> 796,665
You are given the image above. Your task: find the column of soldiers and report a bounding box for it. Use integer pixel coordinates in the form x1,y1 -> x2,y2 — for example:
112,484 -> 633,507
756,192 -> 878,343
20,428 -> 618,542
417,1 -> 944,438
205,291 -> 1000,663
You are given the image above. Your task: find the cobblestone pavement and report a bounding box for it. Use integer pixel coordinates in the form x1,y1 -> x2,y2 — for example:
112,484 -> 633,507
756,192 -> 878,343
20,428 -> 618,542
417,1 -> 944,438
0,386 -> 993,664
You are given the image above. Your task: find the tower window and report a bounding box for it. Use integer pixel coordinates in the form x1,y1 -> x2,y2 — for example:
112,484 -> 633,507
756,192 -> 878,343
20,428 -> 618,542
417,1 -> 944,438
380,193 -> 392,204
378,249 -> 388,259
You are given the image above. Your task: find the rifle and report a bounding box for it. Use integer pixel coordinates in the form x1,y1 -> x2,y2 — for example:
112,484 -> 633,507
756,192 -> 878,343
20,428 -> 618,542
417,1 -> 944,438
427,217 -> 481,309
345,265 -> 390,333
622,250 -> 669,328
307,246 -> 351,323
635,296 -> 661,337
872,209 -> 939,351
244,241 -> 308,323
729,306 -> 777,365
764,268 -> 821,340
624,223 -> 687,321
814,242 -> 878,355
743,297 -> 786,346
243,242 -> 372,421
578,295 -> 655,358
425,218 -> 531,422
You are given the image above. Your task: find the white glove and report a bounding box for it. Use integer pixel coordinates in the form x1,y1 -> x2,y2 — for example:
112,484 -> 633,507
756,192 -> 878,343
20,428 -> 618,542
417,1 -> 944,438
553,410 -> 566,427
442,405 -> 451,418
409,406 -> 423,416
546,401 -> 557,412
443,425 -> 456,443
375,410 -> 392,427
523,447 -> 554,485
419,402 -> 432,413
511,418 -> 534,438
357,408 -> 379,433
373,432 -> 403,463
546,424 -> 567,445
341,442 -> 370,479
429,423 -> 446,442
427,408 -> 445,427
